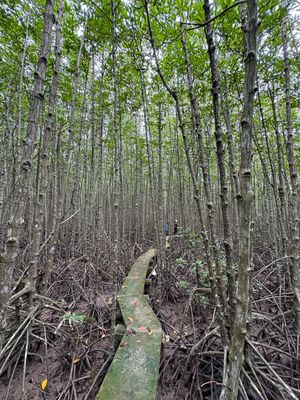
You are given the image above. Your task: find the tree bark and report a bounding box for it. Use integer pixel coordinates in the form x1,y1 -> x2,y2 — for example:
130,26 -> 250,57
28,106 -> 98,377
203,0 -> 235,325
0,0 -> 55,350
40,0 -> 64,294
220,0 -> 257,398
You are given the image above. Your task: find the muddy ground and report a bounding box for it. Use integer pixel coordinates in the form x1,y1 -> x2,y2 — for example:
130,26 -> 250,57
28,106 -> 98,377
0,236 -> 299,399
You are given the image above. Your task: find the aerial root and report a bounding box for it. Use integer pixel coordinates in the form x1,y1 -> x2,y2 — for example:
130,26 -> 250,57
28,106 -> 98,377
246,339 -> 300,400
158,327 -> 299,400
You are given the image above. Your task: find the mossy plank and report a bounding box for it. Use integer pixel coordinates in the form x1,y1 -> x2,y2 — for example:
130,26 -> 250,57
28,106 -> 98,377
119,249 -> 157,296
96,248 -> 161,400
118,295 -> 161,331
119,278 -> 145,296
96,332 -> 161,400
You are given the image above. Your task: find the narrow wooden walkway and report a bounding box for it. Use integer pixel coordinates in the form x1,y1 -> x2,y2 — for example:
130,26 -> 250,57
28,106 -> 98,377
96,249 -> 162,400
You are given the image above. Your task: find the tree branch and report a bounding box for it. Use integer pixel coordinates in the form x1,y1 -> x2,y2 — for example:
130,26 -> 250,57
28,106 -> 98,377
181,0 -> 247,31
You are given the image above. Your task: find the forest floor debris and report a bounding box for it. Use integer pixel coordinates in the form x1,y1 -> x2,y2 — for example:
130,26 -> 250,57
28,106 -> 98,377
0,237 -> 299,399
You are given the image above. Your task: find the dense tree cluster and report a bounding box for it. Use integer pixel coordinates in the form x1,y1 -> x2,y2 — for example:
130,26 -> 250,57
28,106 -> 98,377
0,0 -> 299,399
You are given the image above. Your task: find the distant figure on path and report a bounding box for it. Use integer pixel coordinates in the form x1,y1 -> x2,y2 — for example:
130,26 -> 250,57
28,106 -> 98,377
173,219 -> 178,235
163,222 -> 169,236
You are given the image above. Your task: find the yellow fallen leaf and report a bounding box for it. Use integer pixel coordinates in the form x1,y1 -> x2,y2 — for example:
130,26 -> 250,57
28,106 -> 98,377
128,316 -> 133,323
41,378 -> 48,391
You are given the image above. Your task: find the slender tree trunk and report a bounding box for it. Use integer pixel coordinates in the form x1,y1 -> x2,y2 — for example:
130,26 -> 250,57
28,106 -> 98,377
55,16 -> 86,262
96,64 -> 105,245
220,1 -> 257,398
269,88 -> 289,280
11,15 -> 31,198
282,16 -> 300,332
139,70 -> 163,300
111,0 -> 120,330
203,0 -> 235,325
144,0 -> 228,343
220,75 -> 239,242
181,26 -> 230,320
156,103 -> 167,300
0,0 -> 55,350
40,0 -> 64,294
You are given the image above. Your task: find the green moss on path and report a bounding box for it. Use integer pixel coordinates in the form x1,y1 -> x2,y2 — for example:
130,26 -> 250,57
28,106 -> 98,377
96,249 -> 162,400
